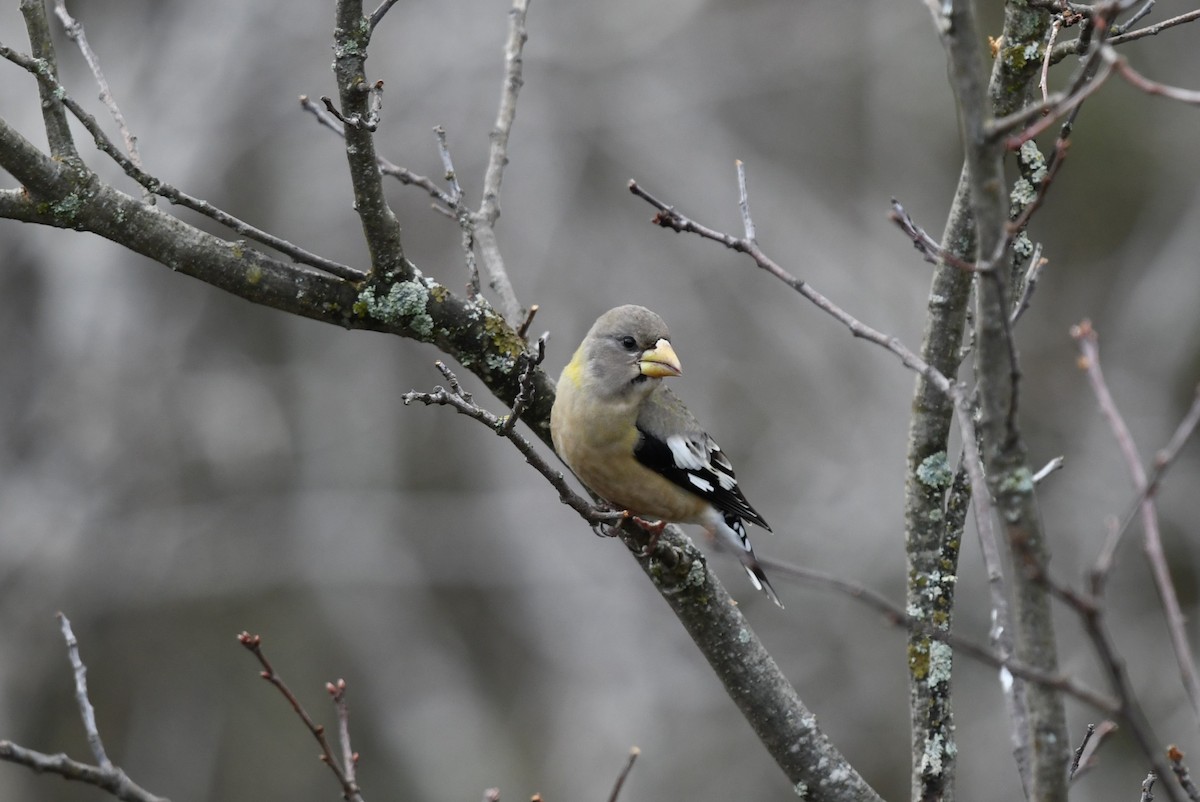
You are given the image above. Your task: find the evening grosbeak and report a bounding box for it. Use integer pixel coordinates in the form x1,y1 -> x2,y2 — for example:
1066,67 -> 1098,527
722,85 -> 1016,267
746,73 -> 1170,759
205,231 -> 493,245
550,305 -> 782,607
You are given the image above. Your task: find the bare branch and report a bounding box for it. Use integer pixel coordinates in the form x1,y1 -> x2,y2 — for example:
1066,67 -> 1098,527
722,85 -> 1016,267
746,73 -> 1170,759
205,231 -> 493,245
368,0 -> 401,33
53,1 -> 146,188
472,0 -> 532,325
298,95 -> 455,208
237,632 -> 365,802
1169,746 -> 1200,802
0,44 -> 364,281
888,198 -> 978,271
1104,46 -> 1200,104
606,747 -> 640,802
0,616 -> 168,802
1073,322 -> 1200,731
58,613 -> 111,768
403,360 -> 622,527
1069,720 -> 1117,781
327,679 -> 360,793
18,0 -> 77,159
758,556 -> 1120,714
0,741 -> 168,802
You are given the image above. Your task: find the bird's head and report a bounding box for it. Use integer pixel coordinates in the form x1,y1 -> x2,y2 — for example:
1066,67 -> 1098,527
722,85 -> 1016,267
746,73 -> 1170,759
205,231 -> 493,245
580,305 -> 682,401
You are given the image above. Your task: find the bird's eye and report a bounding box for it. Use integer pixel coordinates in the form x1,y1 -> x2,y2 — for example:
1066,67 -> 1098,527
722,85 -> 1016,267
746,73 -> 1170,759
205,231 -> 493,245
619,335 -> 638,351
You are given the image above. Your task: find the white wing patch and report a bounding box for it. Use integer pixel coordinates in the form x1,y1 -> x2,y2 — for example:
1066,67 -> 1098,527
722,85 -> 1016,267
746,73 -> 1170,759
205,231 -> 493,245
666,434 -> 707,470
667,433 -> 740,493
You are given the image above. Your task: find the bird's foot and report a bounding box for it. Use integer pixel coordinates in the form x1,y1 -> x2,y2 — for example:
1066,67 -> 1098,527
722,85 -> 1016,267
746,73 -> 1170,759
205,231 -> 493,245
632,516 -> 668,556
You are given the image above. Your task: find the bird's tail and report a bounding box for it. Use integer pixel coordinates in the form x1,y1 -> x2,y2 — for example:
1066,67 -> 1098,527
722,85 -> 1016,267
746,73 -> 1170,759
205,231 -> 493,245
710,511 -> 784,609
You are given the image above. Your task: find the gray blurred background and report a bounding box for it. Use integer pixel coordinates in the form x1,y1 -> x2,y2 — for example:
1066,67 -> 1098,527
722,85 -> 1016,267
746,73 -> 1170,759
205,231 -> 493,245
2,1 -> 1200,799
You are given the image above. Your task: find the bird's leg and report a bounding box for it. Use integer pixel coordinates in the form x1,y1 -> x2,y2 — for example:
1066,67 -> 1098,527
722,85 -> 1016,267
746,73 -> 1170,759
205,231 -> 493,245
632,516 -> 668,556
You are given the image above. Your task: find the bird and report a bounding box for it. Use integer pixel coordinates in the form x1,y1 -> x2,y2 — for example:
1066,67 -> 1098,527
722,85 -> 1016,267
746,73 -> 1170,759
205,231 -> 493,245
550,304 -> 782,607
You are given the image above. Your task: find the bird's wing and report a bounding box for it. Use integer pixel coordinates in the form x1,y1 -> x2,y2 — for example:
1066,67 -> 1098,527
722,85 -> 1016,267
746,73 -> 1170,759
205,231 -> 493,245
633,386 -> 771,531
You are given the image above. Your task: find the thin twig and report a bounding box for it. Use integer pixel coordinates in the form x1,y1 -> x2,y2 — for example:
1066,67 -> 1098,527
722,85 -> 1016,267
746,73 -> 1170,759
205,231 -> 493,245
472,0 -> 531,325
237,632 -> 365,802
1098,8 -> 1200,49
53,0 -> 149,202
1143,772 -> 1158,802
1040,16 -> 1063,103
1068,723 -> 1096,780
298,95 -> 454,208
1104,46 -> 1200,104
403,361 -> 624,527
0,616 -> 169,802
888,198 -> 978,271
0,741 -> 167,802
0,44 -> 363,281
368,0 -> 401,32
498,332 -> 546,436
1069,720 -> 1117,781
58,613 -> 111,769
327,679 -> 360,791
1010,243 -> 1046,325
1032,455 -> 1065,484
1039,563 -> 1184,802
756,556 -> 1119,713
735,160 -> 756,243
1169,746 -> 1200,802
1075,321 -> 1200,728
516,304 -> 540,340
606,747 -> 640,802
480,0 -> 529,228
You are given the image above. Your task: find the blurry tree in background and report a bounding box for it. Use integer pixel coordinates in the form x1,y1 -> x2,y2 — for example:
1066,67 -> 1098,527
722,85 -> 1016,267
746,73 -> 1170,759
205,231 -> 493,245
3,0 -> 1200,800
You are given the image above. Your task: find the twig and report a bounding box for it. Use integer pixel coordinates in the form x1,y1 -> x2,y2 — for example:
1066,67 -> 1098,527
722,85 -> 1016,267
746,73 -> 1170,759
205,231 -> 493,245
1113,0 -> 1156,35
368,0 -> 401,32
755,556 -> 1119,713
1069,720 -> 1117,781
1143,772 -> 1158,802
1042,568 -> 1183,802
888,198 -> 978,271
58,613 -> 111,768
1068,723 -> 1096,780
53,0 -> 149,201
1040,15 -> 1062,103
1010,243 -> 1046,325
1032,455 -> 1064,484
1169,746 -> 1200,802
1103,46 -> 1200,104
480,0 -> 529,228
298,95 -> 454,208
1073,322 -> 1200,729
606,747 -> 640,802
516,304 -> 540,340
434,126 -> 484,298
0,615 -> 169,802
0,741 -> 168,802
326,679 -> 361,791
0,44 -> 364,281
237,632 -> 365,802
403,361 -> 624,527
498,332 -> 546,436
472,0 -> 531,325
735,160 -> 756,243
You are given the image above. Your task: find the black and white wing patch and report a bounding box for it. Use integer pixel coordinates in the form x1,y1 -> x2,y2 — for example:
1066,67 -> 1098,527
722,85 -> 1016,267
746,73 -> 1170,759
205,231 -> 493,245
633,425 -> 771,532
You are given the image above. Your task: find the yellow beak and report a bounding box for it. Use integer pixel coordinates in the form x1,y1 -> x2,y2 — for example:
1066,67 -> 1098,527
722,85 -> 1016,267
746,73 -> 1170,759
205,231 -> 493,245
639,338 -> 682,378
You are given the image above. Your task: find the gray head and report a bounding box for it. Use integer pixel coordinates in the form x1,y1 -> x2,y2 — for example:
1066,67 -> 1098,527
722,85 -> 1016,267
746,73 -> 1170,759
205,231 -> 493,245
580,305 -> 682,401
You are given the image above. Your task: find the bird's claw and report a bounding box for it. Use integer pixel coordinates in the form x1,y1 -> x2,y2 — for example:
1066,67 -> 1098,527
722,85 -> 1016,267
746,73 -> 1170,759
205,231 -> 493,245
632,516 -> 667,556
